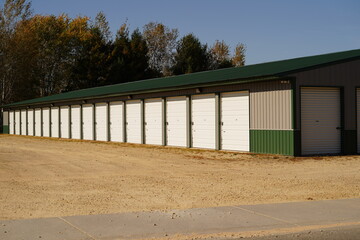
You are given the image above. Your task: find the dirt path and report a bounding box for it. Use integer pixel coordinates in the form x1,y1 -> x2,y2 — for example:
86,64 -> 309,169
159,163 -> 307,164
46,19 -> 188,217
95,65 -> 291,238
0,135 -> 359,220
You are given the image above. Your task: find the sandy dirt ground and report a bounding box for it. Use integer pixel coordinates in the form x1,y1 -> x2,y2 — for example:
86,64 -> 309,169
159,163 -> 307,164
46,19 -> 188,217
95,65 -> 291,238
0,135 -> 359,220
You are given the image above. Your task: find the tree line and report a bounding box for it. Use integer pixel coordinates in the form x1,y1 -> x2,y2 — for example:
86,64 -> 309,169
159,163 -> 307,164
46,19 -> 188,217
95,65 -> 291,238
0,0 -> 246,105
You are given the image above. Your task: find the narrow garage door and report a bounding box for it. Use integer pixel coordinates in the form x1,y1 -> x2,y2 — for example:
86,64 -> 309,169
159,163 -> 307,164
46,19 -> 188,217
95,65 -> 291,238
60,106 -> 70,138
191,94 -> 216,149
82,104 -> 94,140
27,109 -> 34,136
21,110 -> 27,135
126,100 -> 141,144
34,108 -> 41,136
95,103 -> 108,141
145,98 -> 162,145
15,110 -> 20,135
51,107 -> 59,138
301,87 -> 341,155
42,108 -> 50,137
9,111 -> 14,134
109,101 -> 123,142
221,91 -> 250,151
71,105 -> 81,139
166,96 -> 187,147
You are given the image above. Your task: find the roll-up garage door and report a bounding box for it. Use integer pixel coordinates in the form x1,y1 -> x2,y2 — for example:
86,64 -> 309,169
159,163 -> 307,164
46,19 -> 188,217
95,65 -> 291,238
51,107 -> 59,138
82,104 -> 94,140
15,110 -> 20,135
221,91 -> 250,151
109,101 -> 123,142
166,96 -> 187,147
27,109 -> 34,136
145,98 -> 162,145
95,103 -> 108,141
34,108 -> 41,136
9,111 -> 14,134
126,100 -> 141,144
60,106 -> 70,138
71,105 -> 81,139
191,94 -> 216,149
42,108 -> 50,137
21,110 -> 27,135
301,87 -> 341,155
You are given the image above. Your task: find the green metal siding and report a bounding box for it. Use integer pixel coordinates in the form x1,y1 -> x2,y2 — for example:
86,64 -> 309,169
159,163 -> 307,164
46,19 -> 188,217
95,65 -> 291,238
2,125 -> 9,134
250,130 -> 294,155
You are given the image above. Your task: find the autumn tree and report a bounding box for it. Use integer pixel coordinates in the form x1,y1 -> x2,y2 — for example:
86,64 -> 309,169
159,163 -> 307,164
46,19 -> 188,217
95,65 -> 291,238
143,22 -> 178,76
209,40 -> 233,69
172,34 -> 210,75
232,43 -> 246,67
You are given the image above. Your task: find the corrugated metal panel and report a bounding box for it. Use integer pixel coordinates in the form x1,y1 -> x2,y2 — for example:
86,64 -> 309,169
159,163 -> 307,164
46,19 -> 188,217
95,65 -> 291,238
82,104 -> 94,140
250,130 -> 294,155
3,111 -> 8,125
109,101 -> 123,142
9,111 -> 14,134
51,107 -> 59,138
27,110 -> 34,136
71,105 -> 81,139
42,108 -> 50,137
15,110 -> 20,135
34,108 -> 41,136
144,98 -> 163,145
95,103 -> 108,141
126,100 -> 142,144
60,106 -> 69,138
220,91 -> 249,151
20,110 -> 26,135
191,94 -> 216,149
301,87 -> 341,155
166,96 -> 187,147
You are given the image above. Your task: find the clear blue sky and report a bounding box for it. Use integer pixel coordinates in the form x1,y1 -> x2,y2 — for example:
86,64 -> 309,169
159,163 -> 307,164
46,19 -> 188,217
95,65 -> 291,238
20,0 -> 360,64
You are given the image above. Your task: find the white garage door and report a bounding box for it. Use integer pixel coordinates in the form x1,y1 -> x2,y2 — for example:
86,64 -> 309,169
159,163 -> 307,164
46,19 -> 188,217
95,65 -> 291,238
166,96 -> 187,147
42,108 -> 50,137
109,101 -> 123,142
301,87 -> 341,155
221,91 -> 250,151
34,108 -> 41,136
145,98 -> 162,145
27,109 -> 34,136
9,111 -> 14,134
126,100 -> 141,144
95,103 -> 108,141
71,105 -> 81,139
60,106 -> 70,138
15,110 -> 20,135
21,110 -> 27,135
51,107 -> 59,138
82,104 -> 94,140
191,94 -> 216,149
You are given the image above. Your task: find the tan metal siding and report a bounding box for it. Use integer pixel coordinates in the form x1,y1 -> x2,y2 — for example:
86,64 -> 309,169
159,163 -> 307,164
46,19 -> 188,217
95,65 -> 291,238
3,111 -> 8,125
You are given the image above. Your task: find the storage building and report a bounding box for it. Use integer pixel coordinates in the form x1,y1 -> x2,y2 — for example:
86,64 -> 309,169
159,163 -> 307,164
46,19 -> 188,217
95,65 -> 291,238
2,49 -> 360,156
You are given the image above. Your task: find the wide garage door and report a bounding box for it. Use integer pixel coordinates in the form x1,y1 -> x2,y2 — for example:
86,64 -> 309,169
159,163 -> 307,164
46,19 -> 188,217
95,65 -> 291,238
82,104 -> 94,140
51,107 -> 59,138
109,101 -> 123,142
27,109 -> 34,136
34,108 -> 41,136
71,105 -> 81,139
145,98 -> 162,145
126,100 -> 141,144
221,91 -> 250,151
21,110 -> 27,135
9,111 -> 14,134
191,94 -> 216,149
166,96 -> 187,147
42,108 -> 50,137
301,87 -> 341,155
60,106 -> 70,138
95,103 -> 108,141
15,110 -> 20,135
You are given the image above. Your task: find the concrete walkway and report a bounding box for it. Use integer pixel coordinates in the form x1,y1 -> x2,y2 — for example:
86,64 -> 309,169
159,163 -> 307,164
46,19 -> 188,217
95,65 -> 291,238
1,198 -> 359,240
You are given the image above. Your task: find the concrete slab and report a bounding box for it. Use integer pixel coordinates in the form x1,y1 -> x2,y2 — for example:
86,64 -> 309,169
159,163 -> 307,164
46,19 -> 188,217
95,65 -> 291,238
236,198 -> 360,226
0,217 -> 92,240
64,206 -> 292,239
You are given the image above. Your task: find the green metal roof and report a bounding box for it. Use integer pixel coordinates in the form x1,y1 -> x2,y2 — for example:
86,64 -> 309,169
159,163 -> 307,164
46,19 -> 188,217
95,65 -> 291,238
4,49 -> 360,108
